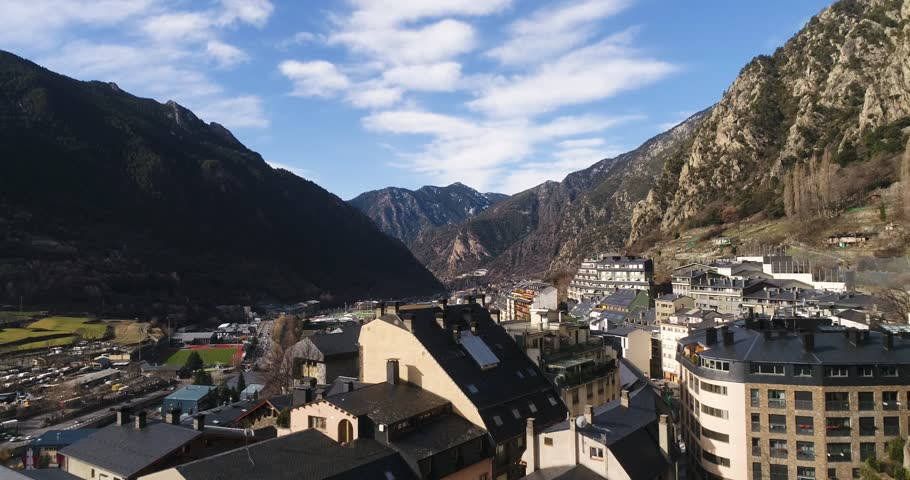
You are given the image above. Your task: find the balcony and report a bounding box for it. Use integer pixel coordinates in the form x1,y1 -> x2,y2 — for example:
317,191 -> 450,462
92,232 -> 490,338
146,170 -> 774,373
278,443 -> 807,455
769,423 -> 787,434
553,360 -> 616,389
795,399 -> 813,410
770,447 -> 788,459
858,400 -> 875,411
883,401 -> 900,411
752,445 -> 761,456
797,449 -> 815,461
768,398 -> 786,409
825,400 -> 849,411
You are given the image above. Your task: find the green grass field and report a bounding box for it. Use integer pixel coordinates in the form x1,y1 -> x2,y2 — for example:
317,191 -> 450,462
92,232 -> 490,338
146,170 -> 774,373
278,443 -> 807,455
10,337 -> 76,351
27,317 -> 107,339
0,328 -> 65,346
165,347 -> 238,367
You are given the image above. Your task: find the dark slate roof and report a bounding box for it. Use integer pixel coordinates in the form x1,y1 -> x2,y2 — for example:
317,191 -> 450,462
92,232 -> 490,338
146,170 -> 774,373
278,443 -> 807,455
390,414 -> 487,462
326,382 -> 449,426
682,327 -> 910,364
59,421 -> 201,478
173,428 -> 416,480
836,309 -> 869,323
380,303 -> 567,442
28,429 -> 94,448
524,465 -> 603,480
9,468 -> 82,480
598,289 -> 644,309
322,376 -> 368,397
180,399 -> 263,427
310,325 -> 362,357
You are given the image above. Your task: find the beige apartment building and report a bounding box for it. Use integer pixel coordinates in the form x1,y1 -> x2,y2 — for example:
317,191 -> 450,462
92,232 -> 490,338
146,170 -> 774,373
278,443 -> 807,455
678,325 -> 910,480
358,301 -> 568,480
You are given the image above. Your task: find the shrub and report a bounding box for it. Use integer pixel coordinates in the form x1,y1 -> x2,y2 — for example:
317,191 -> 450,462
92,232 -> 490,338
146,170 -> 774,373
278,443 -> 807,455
277,408 -> 291,428
887,437 -> 905,464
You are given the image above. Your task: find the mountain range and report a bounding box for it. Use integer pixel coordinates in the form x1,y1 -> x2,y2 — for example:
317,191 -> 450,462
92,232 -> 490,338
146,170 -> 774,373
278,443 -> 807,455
0,50 -> 442,311
352,0 -> 910,283
349,183 -> 508,245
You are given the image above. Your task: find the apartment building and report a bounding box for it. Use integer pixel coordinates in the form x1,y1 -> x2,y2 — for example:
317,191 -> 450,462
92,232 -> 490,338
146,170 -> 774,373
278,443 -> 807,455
658,309 -> 725,382
568,255 -> 654,301
358,301 -> 568,480
504,283 -> 557,322
677,325 -> 910,480
656,294 -> 695,322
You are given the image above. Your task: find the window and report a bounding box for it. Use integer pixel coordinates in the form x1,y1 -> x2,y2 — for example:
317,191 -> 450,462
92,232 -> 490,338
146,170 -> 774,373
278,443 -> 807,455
702,426 -> 729,443
769,439 -> 788,458
548,395 -> 558,406
492,416 -> 503,426
384,472 -> 395,480
527,367 -> 537,377
753,462 -> 763,480
91,469 -> 95,478
751,362 -> 785,375
827,468 -> 836,479
883,391 -> 899,410
770,464 -> 788,480
859,417 -> 876,436
700,357 -> 730,372
797,466 -> 816,480
528,401 -> 537,413
750,388 -> 760,407
702,450 -> 730,467
794,364 -> 813,377
827,443 -> 852,462
516,370 -> 525,379
859,366 -> 873,377
467,384 -> 479,394
768,390 -> 786,409
308,416 -> 326,429
825,417 -> 850,436
751,437 -> 761,456
543,437 -> 553,446
511,408 -> 521,419
858,391 -> 874,411
586,385 -> 593,399
702,381 -> 727,395
796,416 -> 814,435
825,367 -> 848,378
881,365 -> 898,377
752,413 -> 761,432
884,416 -> 899,436
795,391 -> 813,410
571,389 -> 579,404
701,404 -> 729,419
860,442 -> 877,461
769,414 -> 786,433
589,447 -> 604,459
825,392 -> 849,411
797,441 -> 815,461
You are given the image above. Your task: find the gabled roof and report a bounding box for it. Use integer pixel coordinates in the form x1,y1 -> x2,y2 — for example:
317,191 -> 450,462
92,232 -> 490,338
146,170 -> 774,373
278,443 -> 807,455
325,382 -> 449,426
309,325 -> 362,356
180,399 -> 264,427
59,421 -> 202,478
28,429 -> 94,448
4,467 -> 82,480
378,303 -> 567,442
172,428 -> 416,480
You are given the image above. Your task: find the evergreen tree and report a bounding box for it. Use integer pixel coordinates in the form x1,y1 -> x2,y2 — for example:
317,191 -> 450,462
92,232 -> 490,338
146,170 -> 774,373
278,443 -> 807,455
185,351 -> 204,372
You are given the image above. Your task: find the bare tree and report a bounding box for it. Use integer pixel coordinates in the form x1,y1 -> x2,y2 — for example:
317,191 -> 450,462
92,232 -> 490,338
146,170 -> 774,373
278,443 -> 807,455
875,287 -> 910,324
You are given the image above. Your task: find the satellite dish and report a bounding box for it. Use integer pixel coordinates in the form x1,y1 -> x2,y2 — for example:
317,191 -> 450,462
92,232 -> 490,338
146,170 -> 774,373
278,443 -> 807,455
575,416 -> 587,428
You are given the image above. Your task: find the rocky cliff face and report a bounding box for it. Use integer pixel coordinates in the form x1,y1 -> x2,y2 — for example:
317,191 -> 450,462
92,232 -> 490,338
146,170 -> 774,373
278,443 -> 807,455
0,50 -> 442,309
630,0 -> 910,242
410,111 -> 707,280
349,183 -> 508,245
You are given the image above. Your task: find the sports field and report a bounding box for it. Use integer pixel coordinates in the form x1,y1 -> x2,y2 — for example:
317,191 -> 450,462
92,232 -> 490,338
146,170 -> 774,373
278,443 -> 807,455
165,344 -> 243,367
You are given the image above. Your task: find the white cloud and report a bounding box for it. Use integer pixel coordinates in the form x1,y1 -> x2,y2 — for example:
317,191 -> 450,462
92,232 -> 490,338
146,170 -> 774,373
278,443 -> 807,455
0,0 -> 153,48
195,96 -> 269,129
488,0 -> 631,65
382,62 -> 462,91
218,0 -> 274,27
141,12 -> 213,43
471,29 -> 676,117
206,40 -> 249,68
657,110 -> 696,131
347,87 -> 403,108
558,138 -> 606,148
342,0 -> 512,28
330,18 -> 477,65
267,161 -> 314,180
363,109 -> 640,192
279,60 -> 351,97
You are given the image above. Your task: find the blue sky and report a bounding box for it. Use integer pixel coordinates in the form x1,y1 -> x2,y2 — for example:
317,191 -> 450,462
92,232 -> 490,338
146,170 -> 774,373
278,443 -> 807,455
1,0 -> 832,199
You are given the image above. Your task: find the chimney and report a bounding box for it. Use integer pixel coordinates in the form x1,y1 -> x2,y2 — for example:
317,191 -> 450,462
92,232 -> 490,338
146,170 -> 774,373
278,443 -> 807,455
659,414 -> 670,458
134,411 -> 147,430
885,333 -> 894,351
116,407 -> 131,426
705,328 -> 717,345
393,301 -> 401,315
165,408 -> 181,425
193,414 -> 205,431
437,298 -> 448,311
342,381 -> 353,393
374,302 -> 386,319
584,404 -> 593,424
490,308 -> 501,324
479,295 -> 487,308
402,313 -> 414,332
722,328 -> 734,346
470,321 -> 479,335
802,332 -> 815,352
620,390 -> 629,408
435,311 -> 446,329
526,418 -> 538,473
569,411 -> 579,465
386,359 -> 399,385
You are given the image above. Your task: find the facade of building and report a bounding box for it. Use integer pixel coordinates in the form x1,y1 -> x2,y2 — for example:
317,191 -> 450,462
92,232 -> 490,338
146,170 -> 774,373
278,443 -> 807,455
659,309 -> 726,382
161,386 -> 216,416
568,255 -> 654,301
677,325 -> 910,480
286,325 -> 361,385
358,301 -> 568,480
655,294 -> 695,323
504,284 -> 557,322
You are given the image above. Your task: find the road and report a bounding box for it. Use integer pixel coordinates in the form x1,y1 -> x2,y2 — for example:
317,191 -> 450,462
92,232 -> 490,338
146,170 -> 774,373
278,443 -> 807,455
1,387 -> 173,449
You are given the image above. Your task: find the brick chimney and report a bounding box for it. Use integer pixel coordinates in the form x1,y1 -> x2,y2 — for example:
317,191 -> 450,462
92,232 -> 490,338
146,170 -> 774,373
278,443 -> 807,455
193,414 -> 205,431
583,404 -> 593,424
165,408 -> 181,425
620,390 -> 629,408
